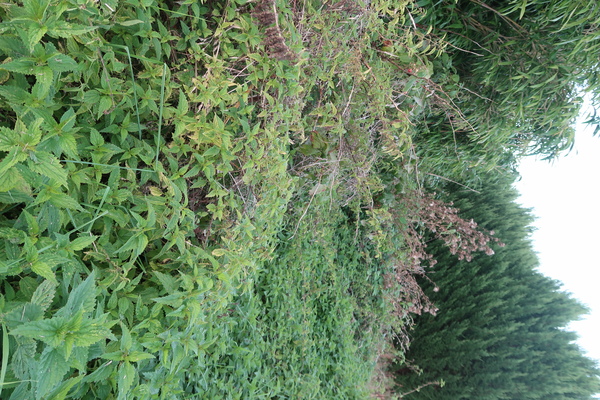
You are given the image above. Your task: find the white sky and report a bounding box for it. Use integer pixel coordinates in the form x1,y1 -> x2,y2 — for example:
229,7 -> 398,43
515,116 -> 600,376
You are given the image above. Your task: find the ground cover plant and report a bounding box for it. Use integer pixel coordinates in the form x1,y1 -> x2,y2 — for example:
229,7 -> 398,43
0,0 -> 599,399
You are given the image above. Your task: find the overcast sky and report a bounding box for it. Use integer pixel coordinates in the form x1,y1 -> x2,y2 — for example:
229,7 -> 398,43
514,116 -> 600,370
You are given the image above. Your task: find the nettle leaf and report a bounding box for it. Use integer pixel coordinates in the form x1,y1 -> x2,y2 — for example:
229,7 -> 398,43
0,57 -> 37,74
27,151 -> 68,187
44,374 -> 84,400
30,260 -> 57,283
117,361 -> 135,400
47,53 -> 79,72
10,316 -> 67,348
21,22 -> 48,52
60,272 -> 97,316
0,85 -> 32,105
153,271 -> 179,294
48,22 -> 97,38
0,149 -> 28,176
22,210 -> 39,236
0,190 -> 33,204
0,126 -> 19,150
11,337 -> 37,380
36,346 -> 69,400
69,235 -> 97,251
0,35 -> 28,55
0,227 -> 27,244
11,310 -> 111,353
32,66 -> 53,99
30,280 -> 57,313
0,167 -> 23,192
3,303 -> 44,330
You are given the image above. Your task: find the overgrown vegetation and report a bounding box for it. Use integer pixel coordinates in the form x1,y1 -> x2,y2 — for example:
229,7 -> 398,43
0,0 -> 598,398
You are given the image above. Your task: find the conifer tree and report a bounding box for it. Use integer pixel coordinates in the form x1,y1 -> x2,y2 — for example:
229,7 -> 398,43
394,174 -> 600,399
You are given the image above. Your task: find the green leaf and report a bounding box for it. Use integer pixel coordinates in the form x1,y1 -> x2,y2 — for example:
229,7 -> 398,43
27,151 -> 68,186
47,53 -> 79,72
0,85 -> 31,104
22,210 -> 39,236
117,20 -> 144,27
117,361 -> 135,400
11,317 -> 66,348
36,346 -> 69,399
0,58 -> 36,74
48,22 -> 97,38
120,322 -> 132,352
23,23 -> 48,52
0,190 -> 33,203
0,149 -> 27,176
0,126 -> 18,150
0,167 -> 23,192
60,271 -> 97,316
153,271 -> 179,294
45,375 -> 84,400
30,280 -> 57,313
69,235 -> 97,251
30,261 -> 57,283
126,351 -> 155,363
32,66 -> 53,99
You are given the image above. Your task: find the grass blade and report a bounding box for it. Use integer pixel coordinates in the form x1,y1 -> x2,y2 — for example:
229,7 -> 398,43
0,324 -> 9,397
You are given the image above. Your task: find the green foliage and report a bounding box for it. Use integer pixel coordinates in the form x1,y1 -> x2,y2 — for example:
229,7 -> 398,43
1,0 -> 598,398
394,174 -> 600,399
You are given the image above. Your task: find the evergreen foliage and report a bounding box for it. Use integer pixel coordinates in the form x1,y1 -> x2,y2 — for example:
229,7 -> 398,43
394,174 -> 600,399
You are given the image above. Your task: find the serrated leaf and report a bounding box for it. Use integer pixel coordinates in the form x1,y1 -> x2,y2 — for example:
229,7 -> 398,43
126,351 -> 155,363
98,96 -> 113,117
120,322 -> 132,352
3,304 -> 44,330
31,280 -> 57,313
43,191 -> 82,210
47,53 -> 79,72
48,22 -> 97,38
0,227 -> 27,243
69,235 -> 97,251
66,345 -> 88,371
11,337 -> 37,380
71,317 -> 112,347
27,151 -> 68,186
30,261 -> 57,283
11,317 -> 66,348
45,375 -> 84,400
22,210 -> 39,236
153,271 -> 179,294
117,361 -> 135,400
0,126 -> 18,150
0,190 -> 33,204
82,360 -> 115,384
89,129 -> 104,146
0,85 -> 31,104
23,23 -> 48,52
0,36 -> 28,55
0,167 -> 23,192
36,346 -> 69,399
0,57 -> 36,74
32,66 -> 53,99
60,271 -> 97,316
117,20 -> 144,26
0,149 -> 27,176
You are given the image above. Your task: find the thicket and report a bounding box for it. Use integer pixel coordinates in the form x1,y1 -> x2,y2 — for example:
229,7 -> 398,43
394,174 -> 600,399
0,0 -> 598,398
